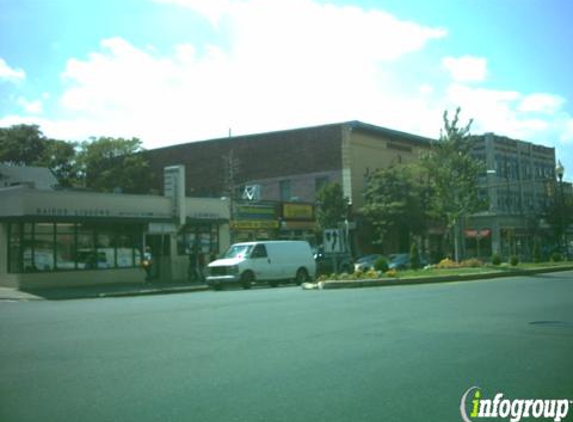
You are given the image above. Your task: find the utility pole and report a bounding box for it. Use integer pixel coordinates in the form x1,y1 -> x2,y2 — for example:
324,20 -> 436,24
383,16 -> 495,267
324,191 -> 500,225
222,149 -> 240,243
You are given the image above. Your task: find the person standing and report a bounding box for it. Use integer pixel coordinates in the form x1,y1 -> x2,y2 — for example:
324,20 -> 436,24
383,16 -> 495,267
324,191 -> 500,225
143,246 -> 153,282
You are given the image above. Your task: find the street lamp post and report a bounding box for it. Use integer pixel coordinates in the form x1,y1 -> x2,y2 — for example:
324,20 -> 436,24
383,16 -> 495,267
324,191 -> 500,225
555,161 -> 567,260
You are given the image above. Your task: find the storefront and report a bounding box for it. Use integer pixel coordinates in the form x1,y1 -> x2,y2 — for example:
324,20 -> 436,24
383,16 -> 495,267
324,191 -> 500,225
231,203 -> 279,242
279,202 -> 316,243
0,185 -> 230,289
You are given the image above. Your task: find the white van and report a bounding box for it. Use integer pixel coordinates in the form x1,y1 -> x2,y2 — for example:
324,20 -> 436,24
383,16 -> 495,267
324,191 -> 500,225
206,241 -> 316,290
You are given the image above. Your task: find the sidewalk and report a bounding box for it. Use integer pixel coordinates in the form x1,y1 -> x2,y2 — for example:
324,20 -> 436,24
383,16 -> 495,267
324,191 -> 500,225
0,282 -> 209,301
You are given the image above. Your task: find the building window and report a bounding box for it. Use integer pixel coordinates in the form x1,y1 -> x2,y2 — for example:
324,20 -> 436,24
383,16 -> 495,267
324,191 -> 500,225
7,221 -> 143,274
279,180 -> 291,201
56,223 -> 76,270
315,176 -> 329,194
177,223 -> 219,257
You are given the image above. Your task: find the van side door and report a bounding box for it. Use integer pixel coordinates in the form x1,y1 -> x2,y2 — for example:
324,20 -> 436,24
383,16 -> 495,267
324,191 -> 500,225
249,244 -> 273,280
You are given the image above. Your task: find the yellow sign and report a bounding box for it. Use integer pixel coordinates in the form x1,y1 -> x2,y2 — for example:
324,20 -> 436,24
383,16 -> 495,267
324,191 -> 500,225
283,203 -> 313,220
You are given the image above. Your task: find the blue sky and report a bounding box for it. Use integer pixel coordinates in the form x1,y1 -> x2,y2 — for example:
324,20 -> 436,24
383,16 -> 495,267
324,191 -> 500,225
1,0 -> 572,180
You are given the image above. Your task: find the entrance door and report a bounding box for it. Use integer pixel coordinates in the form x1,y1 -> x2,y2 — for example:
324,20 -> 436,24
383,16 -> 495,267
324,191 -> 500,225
144,234 -> 171,281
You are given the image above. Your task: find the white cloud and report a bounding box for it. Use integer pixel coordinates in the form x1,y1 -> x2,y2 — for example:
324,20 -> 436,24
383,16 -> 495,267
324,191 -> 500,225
2,0 -> 572,179
442,55 -> 487,83
17,97 -> 44,114
52,1 -> 446,144
0,58 -> 25,83
518,93 -> 565,114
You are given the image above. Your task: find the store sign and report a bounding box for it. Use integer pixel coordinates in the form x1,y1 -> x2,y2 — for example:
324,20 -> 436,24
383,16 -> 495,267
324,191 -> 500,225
164,165 -> 186,225
148,223 -> 177,234
231,220 -> 279,230
234,204 -> 276,220
283,203 -> 313,220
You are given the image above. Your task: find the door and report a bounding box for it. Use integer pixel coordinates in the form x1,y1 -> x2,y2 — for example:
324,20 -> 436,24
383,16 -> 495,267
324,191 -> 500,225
249,244 -> 273,280
144,234 -> 171,281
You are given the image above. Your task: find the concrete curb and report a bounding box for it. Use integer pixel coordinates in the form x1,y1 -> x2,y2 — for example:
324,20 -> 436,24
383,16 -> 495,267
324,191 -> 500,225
95,285 -> 210,299
303,265 -> 573,290
0,284 -> 210,301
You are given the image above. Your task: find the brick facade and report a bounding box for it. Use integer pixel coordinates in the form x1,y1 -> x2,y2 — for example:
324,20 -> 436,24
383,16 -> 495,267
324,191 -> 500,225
147,123 -> 344,198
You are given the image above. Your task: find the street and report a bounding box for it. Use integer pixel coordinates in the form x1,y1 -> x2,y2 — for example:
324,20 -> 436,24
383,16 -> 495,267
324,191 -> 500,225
1,272 -> 573,422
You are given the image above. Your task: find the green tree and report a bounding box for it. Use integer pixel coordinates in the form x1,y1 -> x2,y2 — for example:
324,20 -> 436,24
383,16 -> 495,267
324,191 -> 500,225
316,182 -> 349,231
34,139 -> 79,187
421,108 -> 486,261
77,136 -> 152,193
362,164 -> 429,251
0,124 -> 79,187
0,124 -> 47,165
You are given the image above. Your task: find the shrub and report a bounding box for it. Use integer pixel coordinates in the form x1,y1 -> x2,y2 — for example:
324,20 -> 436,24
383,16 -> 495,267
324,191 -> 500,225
510,255 -> 519,266
460,258 -> 483,268
385,269 -> 398,278
374,257 -> 389,272
491,254 -> 502,266
410,243 -> 421,270
437,258 -> 459,269
364,269 -> 380,279
551,252 -> 563,263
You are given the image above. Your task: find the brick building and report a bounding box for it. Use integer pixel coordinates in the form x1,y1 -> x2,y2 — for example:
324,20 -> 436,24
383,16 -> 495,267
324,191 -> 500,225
467,133 -> 558,259
146,121 -> 433,251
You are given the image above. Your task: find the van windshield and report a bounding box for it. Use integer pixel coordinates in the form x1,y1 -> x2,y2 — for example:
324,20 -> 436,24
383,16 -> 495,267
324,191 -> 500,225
224,244 -> 253,259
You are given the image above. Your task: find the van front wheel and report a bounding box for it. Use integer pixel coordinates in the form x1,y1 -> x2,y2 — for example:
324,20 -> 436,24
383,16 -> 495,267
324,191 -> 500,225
241,271 -> 254,290
295,268 -> 309,285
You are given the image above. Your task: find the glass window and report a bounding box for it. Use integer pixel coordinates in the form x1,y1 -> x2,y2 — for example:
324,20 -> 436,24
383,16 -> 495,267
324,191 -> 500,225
6,221 -> 143,273
32,223 -> 55,272
76,223 -> 96,269
56,223 -> 76,270
96,227 -> 114,269
8,223 -> 22,273
251,244 -> 267,258
115,229 -> 136,268
315,176 -> 329,194
279,180 -> 291,201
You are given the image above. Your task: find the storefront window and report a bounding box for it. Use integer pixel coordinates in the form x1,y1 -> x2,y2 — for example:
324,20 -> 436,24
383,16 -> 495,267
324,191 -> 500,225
6,221 -> 143,274
56,223 -> 76,270
8,223 -> 22,273
96,228 -> 114,269
22,223 -> 35,272
177,223 -> 219,257
77,223 -> 96,269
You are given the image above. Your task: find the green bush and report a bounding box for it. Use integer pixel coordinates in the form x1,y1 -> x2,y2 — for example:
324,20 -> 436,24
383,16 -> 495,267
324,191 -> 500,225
374,257 -> 389,272
410,243 -> 421,270
491,254 -> 502,266
510,255 -> 519,266
551,252 -> 563,262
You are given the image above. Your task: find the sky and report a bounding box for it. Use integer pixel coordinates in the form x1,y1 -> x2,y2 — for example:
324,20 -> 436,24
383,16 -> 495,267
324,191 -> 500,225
1,0 -> 572,180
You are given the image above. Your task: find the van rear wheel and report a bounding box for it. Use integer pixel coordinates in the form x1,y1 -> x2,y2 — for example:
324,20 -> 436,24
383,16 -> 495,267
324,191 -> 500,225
295,268 -> 309,285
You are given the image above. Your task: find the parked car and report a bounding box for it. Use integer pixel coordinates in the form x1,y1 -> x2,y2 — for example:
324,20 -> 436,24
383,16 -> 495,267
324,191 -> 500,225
354,254 -> 384,272
206,241 -> 316,290
312,246 -> 354,275
388,253 -> 429,270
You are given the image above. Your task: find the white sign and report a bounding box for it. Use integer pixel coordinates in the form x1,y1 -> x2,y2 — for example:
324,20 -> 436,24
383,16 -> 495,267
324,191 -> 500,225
164,166 -> 186,226
242,185 -> 261,202
148,223 -> 178,234
323,229 -> 346,253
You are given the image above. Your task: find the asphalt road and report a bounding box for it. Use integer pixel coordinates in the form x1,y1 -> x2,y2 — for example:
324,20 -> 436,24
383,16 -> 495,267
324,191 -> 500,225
1,272 -> 573,422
